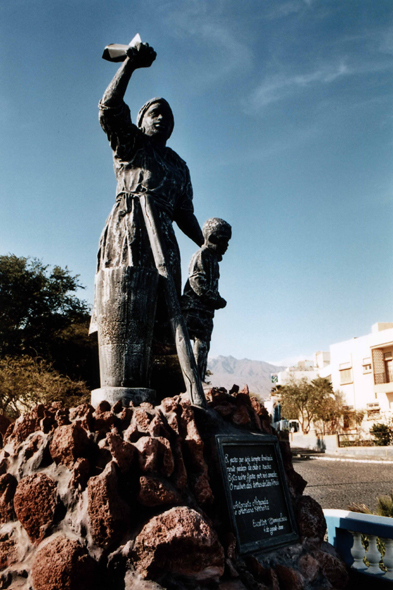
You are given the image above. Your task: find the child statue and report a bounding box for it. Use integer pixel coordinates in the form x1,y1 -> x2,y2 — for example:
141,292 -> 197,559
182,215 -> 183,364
181,218 -> 232,382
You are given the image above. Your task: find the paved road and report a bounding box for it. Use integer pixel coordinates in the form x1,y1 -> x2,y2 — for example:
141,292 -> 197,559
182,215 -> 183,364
293,456 -> 393,512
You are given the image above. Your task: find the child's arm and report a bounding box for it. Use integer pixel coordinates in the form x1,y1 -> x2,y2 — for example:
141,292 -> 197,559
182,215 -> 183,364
188,250 -> 226,310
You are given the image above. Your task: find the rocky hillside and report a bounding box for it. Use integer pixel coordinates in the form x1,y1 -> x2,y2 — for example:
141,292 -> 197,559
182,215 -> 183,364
208,356 -> 286,397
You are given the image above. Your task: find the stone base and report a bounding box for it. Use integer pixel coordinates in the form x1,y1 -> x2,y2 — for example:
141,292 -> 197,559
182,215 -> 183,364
91,387 -> 156,408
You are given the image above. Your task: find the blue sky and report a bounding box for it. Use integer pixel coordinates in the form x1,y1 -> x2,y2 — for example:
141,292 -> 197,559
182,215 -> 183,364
1,0 -> 392,365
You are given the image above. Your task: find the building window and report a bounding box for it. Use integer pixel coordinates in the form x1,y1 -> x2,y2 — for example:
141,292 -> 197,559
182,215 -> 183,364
339,362 -> 352,370
385,352 -> 393,383
367,402 -> 381,420
363,364 -> 372,374
372,349 -> 386,385
340,368 -> 353,385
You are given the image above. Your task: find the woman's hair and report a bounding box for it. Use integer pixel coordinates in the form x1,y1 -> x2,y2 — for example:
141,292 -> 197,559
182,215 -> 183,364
136,97 -> 174,137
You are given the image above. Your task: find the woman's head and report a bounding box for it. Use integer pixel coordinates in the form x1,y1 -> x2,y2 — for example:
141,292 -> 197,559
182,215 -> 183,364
137,98 -> 174,142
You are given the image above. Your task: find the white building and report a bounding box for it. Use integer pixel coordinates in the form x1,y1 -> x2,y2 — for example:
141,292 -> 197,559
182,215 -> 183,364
275,352 -> 330,386
325,322 -> 393,420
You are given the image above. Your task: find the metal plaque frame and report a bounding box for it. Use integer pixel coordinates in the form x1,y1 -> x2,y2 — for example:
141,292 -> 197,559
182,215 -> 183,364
216,433 -> 299,554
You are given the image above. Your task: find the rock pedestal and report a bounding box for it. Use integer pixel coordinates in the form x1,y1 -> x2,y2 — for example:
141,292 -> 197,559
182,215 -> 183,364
0,390 -> 349,590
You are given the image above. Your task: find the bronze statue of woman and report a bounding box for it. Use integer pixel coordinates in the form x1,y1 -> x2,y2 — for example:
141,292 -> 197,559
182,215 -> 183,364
90,39 -> 204,407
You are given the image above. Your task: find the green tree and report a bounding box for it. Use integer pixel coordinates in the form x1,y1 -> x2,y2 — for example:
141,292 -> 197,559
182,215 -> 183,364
280,376 -> 339,434
313,379 -> 345,435
0,255 -> 99,388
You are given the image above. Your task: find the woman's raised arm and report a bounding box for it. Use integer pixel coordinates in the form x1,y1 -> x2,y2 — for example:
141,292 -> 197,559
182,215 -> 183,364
101,42 -> 157,107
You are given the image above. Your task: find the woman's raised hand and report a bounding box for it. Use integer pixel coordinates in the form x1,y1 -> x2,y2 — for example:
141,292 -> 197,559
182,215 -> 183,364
127,42 -> 157,68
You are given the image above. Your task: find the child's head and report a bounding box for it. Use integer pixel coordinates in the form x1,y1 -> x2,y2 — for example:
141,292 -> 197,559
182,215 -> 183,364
202,218 -> 232,257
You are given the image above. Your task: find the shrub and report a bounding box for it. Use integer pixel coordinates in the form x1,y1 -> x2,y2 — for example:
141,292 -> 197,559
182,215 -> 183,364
0,355 -> 90,419
370,423 -> 392,446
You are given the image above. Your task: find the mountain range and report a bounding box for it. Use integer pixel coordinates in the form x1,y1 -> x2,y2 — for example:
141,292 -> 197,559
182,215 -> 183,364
207,356 -> 286,398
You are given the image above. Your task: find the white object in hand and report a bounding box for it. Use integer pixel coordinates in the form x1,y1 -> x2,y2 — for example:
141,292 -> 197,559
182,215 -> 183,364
102,33 -> 142,62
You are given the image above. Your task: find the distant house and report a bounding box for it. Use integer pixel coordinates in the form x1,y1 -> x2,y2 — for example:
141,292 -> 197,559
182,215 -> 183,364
273,351 -> 330,386
321,323 -> 393,423
267,353 -> 330,428
269,323 -> 393,430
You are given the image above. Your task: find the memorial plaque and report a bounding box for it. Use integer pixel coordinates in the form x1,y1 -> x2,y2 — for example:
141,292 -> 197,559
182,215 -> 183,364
216,433 -> 298,554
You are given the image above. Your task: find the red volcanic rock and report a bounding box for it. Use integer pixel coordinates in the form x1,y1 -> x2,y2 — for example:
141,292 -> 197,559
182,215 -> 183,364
31,536 -> 99,590
280,441 -> 307,498
87,461 -> 130,549
242,563 -> 279,590
164,411 -> 180,435
0,398 -> 350,589
70,457 -> 90,491
8,414 -> 37,445
106,431 -> 135,473
275,565 -> 304,590
133,407 -> 153,432
55,407 -> 70,426
111,400 -> 123,414
179,402 -> 206,469
269,568 -> 280,590
140,402 -> 154,411
134,436 -> 159,473
298,554 -> 319,582
0,474 -> 17,524
160,396 -> 180,413
156,436 -> 174,477
95,400 -> 111,413
123,422 -> 140,443
148,414 -> 164,437
30,404 -> 58,434
312,550 -> 349,589
93,411 -> 117,435
207,388 -> 229,404
232,405 -> 251,426
0,531 -> 18,571
225,532 -> 237,560
250,397 -> 273,434
279,440 -> 294,472
69,403 -> 94,431
214,403 -> 236,418
245,555 -> 270,584
251,411 -> 263,432
117,407 -> 133,430
250,397 -> 268,420
191,472 -> 214,506
138,475 -> 181,507
14,473 -> 58,544
49,422 -> 92,468
234,393 -> 252,408
172,438 -> 188,491
296,495 -> 326,542
229,385 -> 240,394
23,432 -> 44,459
0,455 -> 9,476
133,506 -> 225,580
219,582 -> 254,590
286,469 -> 307,499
